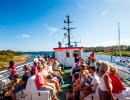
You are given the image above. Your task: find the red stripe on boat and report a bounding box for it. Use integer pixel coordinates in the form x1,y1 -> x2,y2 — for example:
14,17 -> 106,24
53,47 -> 84,50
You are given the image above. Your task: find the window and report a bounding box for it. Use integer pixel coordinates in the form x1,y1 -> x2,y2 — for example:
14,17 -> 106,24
66,51 -> 70,57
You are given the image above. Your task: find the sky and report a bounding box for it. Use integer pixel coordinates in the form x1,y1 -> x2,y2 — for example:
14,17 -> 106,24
0,0 -> 130,51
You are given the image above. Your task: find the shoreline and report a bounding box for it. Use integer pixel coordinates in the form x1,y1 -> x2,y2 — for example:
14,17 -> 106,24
95,52 -> 110,55
0,54 -> 30,71
95,51 -> 130,57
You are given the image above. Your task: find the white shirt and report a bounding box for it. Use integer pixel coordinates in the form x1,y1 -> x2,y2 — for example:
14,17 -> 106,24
42,69 -> 48,76
47,65 -> 53,73
34,58 -> 39,62
85,73 -> 99,91
99,73 -> 112,91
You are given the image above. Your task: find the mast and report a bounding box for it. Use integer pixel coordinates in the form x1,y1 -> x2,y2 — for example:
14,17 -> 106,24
118,22 -> 121,59
62,15 -> 76,47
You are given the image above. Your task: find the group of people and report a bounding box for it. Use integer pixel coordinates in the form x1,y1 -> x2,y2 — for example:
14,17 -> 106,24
67,53 -> 130,100
6,54 -> 64,100
4,52 -> 130,100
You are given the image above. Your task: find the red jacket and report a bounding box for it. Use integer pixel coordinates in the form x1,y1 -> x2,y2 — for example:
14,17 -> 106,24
90,53 -> 94,57
108,73 -> 125,94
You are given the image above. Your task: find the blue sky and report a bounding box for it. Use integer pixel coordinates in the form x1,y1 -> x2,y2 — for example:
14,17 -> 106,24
0,0 -> 130,51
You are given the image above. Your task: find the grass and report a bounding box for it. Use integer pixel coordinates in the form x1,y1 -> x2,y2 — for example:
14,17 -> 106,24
0,54 -> 29,71
57,68 -> 72,100
109,51 -> 130,56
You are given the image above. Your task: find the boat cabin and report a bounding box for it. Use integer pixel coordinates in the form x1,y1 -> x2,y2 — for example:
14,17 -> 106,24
53,47 -> 84,67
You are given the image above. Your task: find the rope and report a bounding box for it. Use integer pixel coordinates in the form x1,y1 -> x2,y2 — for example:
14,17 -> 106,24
62,36 -> 66,44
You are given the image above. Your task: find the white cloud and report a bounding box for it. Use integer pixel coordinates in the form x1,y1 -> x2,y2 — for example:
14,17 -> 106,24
100,9 -> 109,16
86,38 -> 130,47
48,27 -> 58,32
21,34 -> 31,38
43,24 -> 58,36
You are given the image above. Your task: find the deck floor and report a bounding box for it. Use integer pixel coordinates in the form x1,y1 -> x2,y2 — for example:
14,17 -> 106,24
57,68 -> 71,100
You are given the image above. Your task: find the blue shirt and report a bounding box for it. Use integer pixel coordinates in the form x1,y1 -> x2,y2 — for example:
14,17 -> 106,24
90,62 -> 96,66
22,72 -> 31,88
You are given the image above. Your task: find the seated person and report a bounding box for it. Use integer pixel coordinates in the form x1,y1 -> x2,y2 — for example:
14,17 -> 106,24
108,66 -> 130,98
55,58 -> 64,70
42,64 -> 62,92
73,64 -> 89,99
71,61 -> 86,82
71,59 -> 81,75
33,56 -> 39,63
86,56 -> 92,66
66,89 -> 73,100
11,65 -> 31,100
8,60 -> 18,79
79,66 -> 99,100
89,52 -> 94,58
89,57 -> 96,66
52,60 -> 65,76
96,62 -> 100,74
41,59 -> 45,65
30,62 -> 38,76
55,58 -> 60,66
47,61 -> 64,85
35,65 -> 58,100
4,74 -> 20,97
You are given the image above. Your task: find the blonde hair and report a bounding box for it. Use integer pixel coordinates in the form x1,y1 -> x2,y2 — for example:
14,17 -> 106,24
41,59 -> 45,62
99,61 -> 109,72
109,65 -> 118,74
42,64 -> 46,69
37,65 -> 43,71
24,64 -> 30,70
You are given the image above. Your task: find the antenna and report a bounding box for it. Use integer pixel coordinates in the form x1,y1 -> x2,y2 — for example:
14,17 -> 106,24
62,15 -> 76,47
118,22 -> 121,59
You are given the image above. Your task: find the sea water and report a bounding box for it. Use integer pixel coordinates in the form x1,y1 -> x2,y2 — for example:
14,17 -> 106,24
23,51 -> 130,64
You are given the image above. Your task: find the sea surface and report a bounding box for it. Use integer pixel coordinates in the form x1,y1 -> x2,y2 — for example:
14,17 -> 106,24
23,51 -> 130,64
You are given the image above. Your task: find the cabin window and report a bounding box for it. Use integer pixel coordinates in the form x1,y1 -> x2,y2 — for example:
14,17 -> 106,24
66,51 -> 70,57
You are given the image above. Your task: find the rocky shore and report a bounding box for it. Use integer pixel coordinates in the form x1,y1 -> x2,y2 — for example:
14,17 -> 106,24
0,54 -> 30,71
95,52 -> 110,55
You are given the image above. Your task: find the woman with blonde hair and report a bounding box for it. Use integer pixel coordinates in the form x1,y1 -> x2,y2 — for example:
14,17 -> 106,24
98,61 -> 114,100
108,65 -> 130,98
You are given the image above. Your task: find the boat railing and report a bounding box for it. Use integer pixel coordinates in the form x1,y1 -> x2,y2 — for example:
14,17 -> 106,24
99,60 -> 130,72
0,62 -> 33,81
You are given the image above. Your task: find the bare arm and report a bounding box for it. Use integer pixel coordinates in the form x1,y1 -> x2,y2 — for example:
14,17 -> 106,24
82,84 -> 93,90
43,74 -> 51,78
8,68 -> 16,71
16,81 -> 25,86
104,75 -> 114,100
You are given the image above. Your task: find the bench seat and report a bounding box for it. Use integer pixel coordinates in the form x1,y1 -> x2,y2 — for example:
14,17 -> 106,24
84,85 -> 130,100
16,75 -> 51,100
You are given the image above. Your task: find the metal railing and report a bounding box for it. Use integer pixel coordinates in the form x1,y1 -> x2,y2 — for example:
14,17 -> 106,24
0,62 -> 33,81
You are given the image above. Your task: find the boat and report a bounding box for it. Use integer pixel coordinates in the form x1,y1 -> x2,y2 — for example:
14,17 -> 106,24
53,15 -> 84,67
115,58 -> 130,68
115,22 -> 130,68
0,16 -> 130,100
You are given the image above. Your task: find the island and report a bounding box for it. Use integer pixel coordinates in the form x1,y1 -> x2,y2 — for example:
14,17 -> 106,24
0,50 -> 30,71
